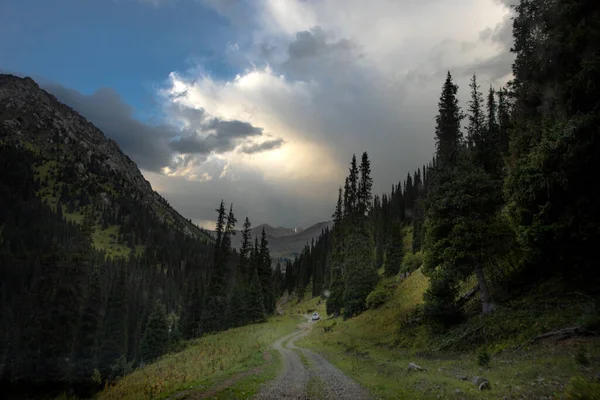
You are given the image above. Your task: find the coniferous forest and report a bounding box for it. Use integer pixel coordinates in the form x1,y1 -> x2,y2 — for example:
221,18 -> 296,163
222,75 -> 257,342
0,142 -> 281,397
284,0 -> 600,329
1,0 -> 599,398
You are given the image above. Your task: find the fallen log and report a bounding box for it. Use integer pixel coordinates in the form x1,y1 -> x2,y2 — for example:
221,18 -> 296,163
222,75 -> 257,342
515,326 -> 595,350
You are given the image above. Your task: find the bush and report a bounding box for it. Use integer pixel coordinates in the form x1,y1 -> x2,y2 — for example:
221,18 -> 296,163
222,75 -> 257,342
423,272 -> 462,330
366,287 -> 391,309
401,251 -> 423,273
323,320 -> 337,333
477,347 -> 491,368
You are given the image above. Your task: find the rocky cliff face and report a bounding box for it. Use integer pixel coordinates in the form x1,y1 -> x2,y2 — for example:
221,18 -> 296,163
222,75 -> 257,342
0,74 -> 207,240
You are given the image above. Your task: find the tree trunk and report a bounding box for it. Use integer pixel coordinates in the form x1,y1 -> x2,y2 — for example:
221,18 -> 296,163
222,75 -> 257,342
475,265 -> 494,314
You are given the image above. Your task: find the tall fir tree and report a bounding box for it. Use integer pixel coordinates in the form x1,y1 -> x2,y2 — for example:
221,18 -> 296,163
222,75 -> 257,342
467,74 -> 485,150
258,228 -> 275,314
435,72 -> 464,166
247,267 -> 266,323
140,301 -> 169,363
99,266 -> 129,380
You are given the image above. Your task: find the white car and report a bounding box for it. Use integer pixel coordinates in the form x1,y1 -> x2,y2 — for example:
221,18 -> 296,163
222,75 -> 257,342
311,312 -> 320,321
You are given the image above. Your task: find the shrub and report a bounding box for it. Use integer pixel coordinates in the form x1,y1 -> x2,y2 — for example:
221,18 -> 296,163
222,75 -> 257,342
401,251 -> 424,273
366,287 -> 391,309
423,272 -> 462,330
323,320 -> 337,333
477,347 -> 491,368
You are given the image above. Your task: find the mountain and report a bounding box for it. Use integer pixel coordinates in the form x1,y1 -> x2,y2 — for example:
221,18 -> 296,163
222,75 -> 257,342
0,74 -> 210,256
212,221 -> 332,259
0,75 -> 286,396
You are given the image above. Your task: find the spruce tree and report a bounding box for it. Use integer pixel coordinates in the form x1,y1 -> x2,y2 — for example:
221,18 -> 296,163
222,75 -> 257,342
347,155 -> 359,216
342,225 -> 377,318
258,228 -> 275,314
384,220 -> 403,277
99,266 -> 129,379
140,301 -> 169,363
435,72 -> 464,166
239,217 -> 252,278
247,267 -> 266,323
326,188 -> 344,317
423,152 -> 497,315
505,0 -> 600,278
71,268 -> 102,395
467,74 -> 485,150
358,152 -> 373,217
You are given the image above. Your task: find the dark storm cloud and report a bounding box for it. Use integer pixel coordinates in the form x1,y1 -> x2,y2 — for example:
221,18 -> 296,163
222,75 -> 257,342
44,83 -> 272,171
239,138 -> 285,154
282,27 -> 360,79
45,84 -> 175,172
203,119 -> 263,138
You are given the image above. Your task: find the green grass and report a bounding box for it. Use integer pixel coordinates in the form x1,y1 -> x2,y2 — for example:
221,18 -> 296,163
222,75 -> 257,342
92,224 -> 145,258
97,315 -> 303,400
292,269 -> 600,399
204,348 -> 283,400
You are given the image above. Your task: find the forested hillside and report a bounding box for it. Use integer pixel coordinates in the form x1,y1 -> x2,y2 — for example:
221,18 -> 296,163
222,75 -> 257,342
285,0 -> 600,336
0,77 -> 283,398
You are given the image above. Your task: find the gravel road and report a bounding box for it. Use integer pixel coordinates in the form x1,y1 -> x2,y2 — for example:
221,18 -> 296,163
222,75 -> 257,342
254,316 -> 371,400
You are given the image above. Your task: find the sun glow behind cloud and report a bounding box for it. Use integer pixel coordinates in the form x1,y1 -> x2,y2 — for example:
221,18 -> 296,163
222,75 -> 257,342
146,0 -> 513,226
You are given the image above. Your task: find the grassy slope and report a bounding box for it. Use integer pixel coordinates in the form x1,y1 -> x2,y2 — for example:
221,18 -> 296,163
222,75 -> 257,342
97,315 -> 303,400
291,269 -> 600,399
30,155 -> 202,258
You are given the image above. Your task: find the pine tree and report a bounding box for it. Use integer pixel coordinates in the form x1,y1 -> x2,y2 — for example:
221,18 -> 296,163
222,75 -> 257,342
342,225 -> 377,318
140,301 -> 169,363
384,220 -> 403,277
71,268 -> 102,395
258,228 -> 275,314
326,188 -> 345,317
467,74 -> 485,149
343,177 -> 351,219
505,0 -> 600,278
247,267 -> 266,323
215,200 -> 226,248
240,217 -> 252,278
358,152 -> 373,217
347,155 -> 359,216
202,202 -> 236,334
435,72 -> 464,166
424,151 -> 498,315
496,87 -> 511,155
99,266 -> 129,379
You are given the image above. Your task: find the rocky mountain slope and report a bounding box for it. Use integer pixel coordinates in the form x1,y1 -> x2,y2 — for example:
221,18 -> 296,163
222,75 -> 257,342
0,74 -> 210,254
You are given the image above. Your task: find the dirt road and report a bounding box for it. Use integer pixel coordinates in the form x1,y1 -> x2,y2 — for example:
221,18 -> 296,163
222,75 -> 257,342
254,316 -> 371,400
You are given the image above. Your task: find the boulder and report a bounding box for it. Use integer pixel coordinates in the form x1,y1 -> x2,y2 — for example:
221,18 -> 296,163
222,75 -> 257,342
472,376 -> 487,386
407,362 -> 426,371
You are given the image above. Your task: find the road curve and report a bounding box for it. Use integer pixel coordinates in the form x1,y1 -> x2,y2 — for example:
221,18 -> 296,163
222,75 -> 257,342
254,316 -> 371,400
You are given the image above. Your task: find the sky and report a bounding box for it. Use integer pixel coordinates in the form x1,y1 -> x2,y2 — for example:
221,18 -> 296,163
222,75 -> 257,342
0,0 -> 516,229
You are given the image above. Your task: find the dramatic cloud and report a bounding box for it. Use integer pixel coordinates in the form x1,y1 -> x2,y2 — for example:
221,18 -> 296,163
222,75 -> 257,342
151,0 -> 515,227
32,0 -> 515,228
45,84 -> 175,172
239,138 -> 285,154
43,83 -> 282,174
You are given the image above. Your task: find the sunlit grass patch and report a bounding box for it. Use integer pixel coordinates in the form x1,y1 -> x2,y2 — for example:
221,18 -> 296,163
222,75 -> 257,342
97,315 -> 302,400
293,267 -> 600,399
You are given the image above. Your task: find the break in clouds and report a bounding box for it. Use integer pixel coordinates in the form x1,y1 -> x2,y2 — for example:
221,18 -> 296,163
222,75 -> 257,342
49,0 -> 515,228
